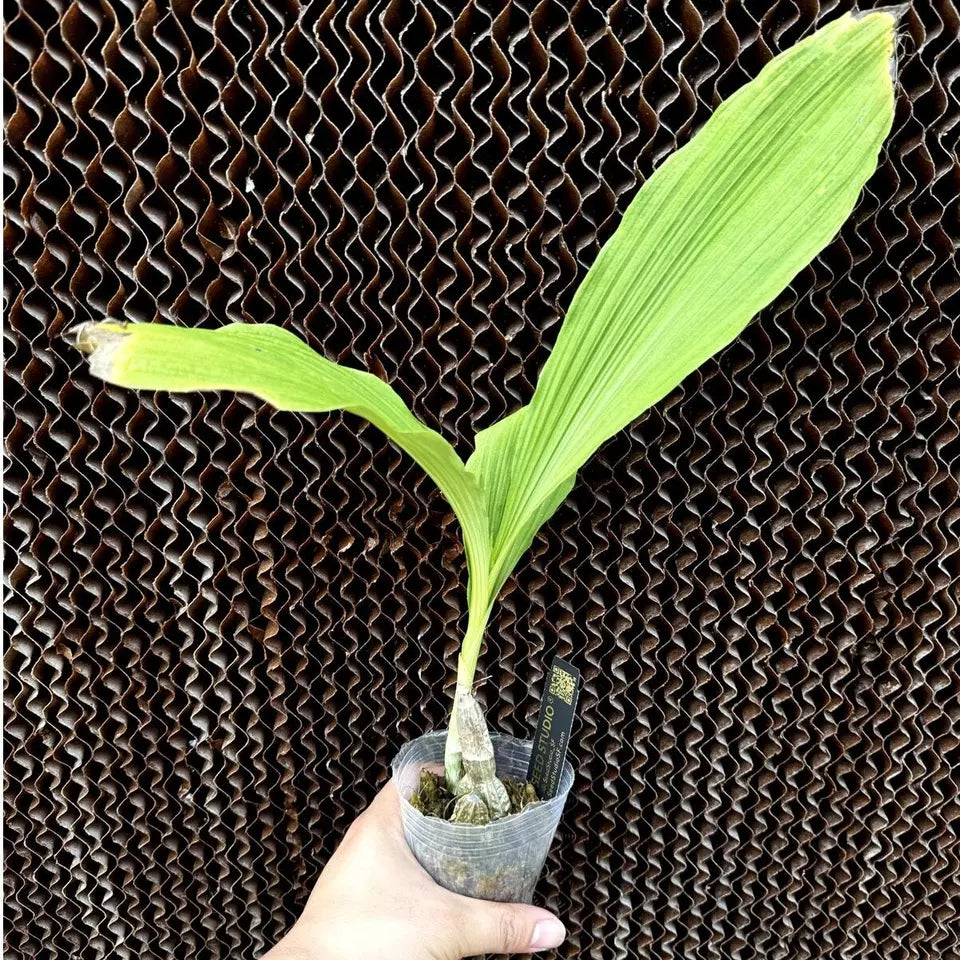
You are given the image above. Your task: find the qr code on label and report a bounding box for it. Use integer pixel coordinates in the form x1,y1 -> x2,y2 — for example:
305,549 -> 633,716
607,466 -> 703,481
549,668 -> 576,705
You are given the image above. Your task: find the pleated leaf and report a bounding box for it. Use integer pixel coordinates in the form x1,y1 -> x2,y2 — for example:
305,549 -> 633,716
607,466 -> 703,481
468,10 -> 897,605
73,321 -> 493,614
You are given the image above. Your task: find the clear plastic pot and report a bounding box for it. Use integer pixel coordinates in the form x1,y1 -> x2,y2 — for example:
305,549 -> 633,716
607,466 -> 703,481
392,730 -> 575,903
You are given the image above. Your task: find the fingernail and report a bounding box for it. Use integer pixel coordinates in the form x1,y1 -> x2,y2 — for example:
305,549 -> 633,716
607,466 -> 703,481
529,918 -> 566,951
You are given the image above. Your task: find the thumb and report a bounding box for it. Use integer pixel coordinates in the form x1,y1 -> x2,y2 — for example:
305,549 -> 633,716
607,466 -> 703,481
453,899 -> 566,956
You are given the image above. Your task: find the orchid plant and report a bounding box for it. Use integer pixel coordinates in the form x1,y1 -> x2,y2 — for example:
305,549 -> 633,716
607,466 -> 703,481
73,11 -> 897,798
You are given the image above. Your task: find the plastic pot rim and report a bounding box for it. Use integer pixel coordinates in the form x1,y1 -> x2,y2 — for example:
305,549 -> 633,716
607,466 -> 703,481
392,729 -> 574,830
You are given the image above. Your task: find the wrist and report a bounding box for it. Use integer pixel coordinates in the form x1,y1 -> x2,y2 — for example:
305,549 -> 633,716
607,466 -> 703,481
260,917 -> 338,960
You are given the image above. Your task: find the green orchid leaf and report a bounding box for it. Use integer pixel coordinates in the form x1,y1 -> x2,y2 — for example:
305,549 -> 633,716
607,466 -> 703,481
73,321 -> 492,612
469,11 -> 897,609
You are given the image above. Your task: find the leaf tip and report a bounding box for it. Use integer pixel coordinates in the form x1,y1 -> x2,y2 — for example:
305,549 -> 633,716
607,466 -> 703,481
852,3 -> 910,25
71,321 -> 132,380
851,4 -> 907,83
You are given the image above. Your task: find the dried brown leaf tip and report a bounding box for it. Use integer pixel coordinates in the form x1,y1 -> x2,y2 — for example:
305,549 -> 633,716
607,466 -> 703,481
71,322 -> 131,380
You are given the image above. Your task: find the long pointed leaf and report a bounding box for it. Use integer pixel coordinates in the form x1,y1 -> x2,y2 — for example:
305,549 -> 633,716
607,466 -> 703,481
73,321 -> 492,607
471,11 -> 897,596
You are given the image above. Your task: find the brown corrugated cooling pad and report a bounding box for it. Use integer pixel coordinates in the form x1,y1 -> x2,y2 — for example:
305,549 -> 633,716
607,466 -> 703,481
4,0 -> 960,958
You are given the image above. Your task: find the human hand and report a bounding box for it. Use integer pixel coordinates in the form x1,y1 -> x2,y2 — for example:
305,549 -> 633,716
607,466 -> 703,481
261,781 -> 567,959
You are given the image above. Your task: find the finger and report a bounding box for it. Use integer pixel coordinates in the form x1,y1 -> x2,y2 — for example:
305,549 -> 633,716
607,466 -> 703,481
450,898 -> 566,955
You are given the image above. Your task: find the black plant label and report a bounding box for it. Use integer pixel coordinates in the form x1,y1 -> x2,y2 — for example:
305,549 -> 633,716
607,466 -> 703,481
527,656 -> 580,799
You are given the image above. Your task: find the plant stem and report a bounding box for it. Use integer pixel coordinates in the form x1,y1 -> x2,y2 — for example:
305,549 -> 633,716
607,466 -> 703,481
444,610 -> 489,787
